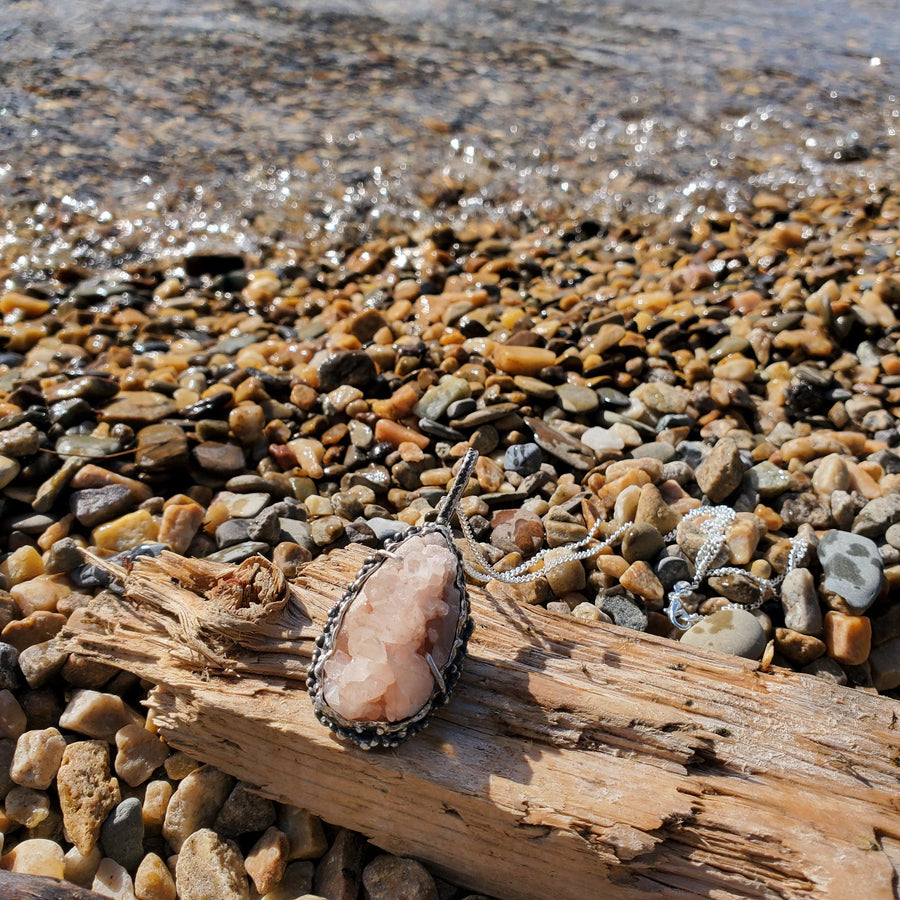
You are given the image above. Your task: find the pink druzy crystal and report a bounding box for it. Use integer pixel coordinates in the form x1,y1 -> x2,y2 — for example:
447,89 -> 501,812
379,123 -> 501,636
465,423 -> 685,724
322,531 -> 461,723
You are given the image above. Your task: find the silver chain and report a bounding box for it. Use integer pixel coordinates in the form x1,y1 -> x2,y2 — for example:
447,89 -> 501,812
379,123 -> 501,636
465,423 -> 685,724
663,505 -> 807,630
436,454 -> 805,614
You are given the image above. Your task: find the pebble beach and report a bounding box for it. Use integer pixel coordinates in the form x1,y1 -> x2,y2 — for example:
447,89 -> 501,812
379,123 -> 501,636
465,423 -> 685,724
1,0 -> 899,897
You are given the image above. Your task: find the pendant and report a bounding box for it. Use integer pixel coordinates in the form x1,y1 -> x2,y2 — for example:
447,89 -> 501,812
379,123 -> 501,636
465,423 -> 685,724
307,451 -> 477,749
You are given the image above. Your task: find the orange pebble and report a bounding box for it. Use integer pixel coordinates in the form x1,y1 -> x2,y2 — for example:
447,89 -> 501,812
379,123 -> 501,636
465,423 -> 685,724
374,418 -> 430,450
823,611 -> 871,666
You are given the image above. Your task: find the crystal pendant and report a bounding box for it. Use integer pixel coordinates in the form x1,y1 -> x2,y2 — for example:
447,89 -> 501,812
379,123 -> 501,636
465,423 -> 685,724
308,521 -> 472,749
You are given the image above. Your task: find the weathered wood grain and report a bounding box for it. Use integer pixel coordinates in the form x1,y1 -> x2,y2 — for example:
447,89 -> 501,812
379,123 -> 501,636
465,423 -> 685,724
62,546 -> 900,900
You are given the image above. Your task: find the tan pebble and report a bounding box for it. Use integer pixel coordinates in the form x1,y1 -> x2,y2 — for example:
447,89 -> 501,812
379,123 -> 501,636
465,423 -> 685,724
474,456 -> 504,492
0,690 -> 26,741
304,495 -> 333,518
142,781 -> 173,834
619,561 -> 664,603
598,470 -> 651,510
774,628 -> 827,665
245,826 -> 289,894
634,483 -> 680,534
420,467 -> 452,487
0,546 -> 44,586
70,465 -> 153,504
5,785 -> 50,827
277,807 -> 328,861
92,510 -> 159,553
11,727 -> 66,789
594,554 -> 629,578
2,609 -> 66,650
93,856 -> 137,899
631,381 -> 689,413
60,689 -> 144,742
271,543 -> 311,580
57,740 -> 121,855
823,611 -> 871,666
229,403 -> 265,445
134,852 -> 176,900
713,356 -> 756,382
0,837 -> 65,878
542,549 -> 586,596
285,438 -> 325,479
64,844 -> 103,887
485,577 -> 550,607
811,453 -> 850,495
175,829 -> 250,900
846,460 -> 883,500
612,483 -> 642,524
726,514 -> 766,566
163,765 -> 234,852
779,435 -> 848,463
114,724 -> 168,788
605,457 -> 663,482
750,559 -> 772,580
157,503 -> 204,555
492,345 -> 556,376
609,421 -> 642,448
362,854 -> 439,900
571,602 -> 603,622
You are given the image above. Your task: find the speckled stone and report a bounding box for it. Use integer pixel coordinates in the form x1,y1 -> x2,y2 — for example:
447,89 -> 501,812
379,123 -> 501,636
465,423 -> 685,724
817,530 -> 883,612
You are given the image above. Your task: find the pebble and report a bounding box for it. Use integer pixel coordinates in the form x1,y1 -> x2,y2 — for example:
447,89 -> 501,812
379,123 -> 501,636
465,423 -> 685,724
60,690 -> 144,742
542,549 -> 586,596
245,827 -> 290,894
1,838 -> 65,879
621,523 -> 664,563
163,765 -> 234,852
823,611 -> 871,665
0,690 -> 26,740
581,426 -> 625,454
492,345 -> 556,376
694,438 -> 743,502
362,854 -> 439,900
5,784 -> 51,827
134,852 -> 177,900
490,508 -> 544,556
817,530 -> 883,612
556,383 -> 599,414
93,857 -> 138,900
141,780 -> 173,834
774,628 -> 826,665
869,637 -> 900,691
312,828 -> 365,900
176,829 -> 249,900
277,806 -> 328,861
215,781 -> 277,837
597,592 -> 647,631
680,608 -> 767,660
634,483 -> 680,534
851,493 -> 900,537
65,844 -> 104,887
101,797 -> 145,872
619,561 -> 664,604
57,740 -> 121,855
11,727 -> 67,789
780,568 -> 823,635
503,442 -> 542,475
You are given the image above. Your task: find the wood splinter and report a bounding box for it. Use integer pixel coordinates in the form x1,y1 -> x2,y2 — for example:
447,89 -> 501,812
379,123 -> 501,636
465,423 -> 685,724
61,545 -> 900,900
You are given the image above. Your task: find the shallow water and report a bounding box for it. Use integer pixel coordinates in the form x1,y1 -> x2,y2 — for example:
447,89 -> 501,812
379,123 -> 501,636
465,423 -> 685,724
1,0 -> 898,270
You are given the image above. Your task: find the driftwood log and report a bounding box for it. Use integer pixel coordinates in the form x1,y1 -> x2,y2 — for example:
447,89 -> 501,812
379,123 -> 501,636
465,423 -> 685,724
61,546 -> 900,900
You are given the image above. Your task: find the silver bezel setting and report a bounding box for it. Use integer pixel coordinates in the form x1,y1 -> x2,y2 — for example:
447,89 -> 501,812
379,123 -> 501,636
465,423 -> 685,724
307,521 -> 473,749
